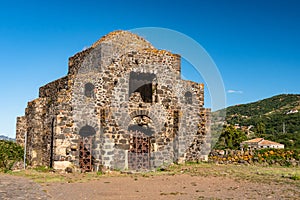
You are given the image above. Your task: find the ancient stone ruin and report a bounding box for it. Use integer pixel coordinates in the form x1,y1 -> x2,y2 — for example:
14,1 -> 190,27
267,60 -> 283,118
16,30 -> 211,171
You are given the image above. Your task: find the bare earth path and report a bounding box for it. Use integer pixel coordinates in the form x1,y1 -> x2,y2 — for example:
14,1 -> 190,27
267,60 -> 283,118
2,164 -> 300,200
0,175 -> 49,200
44,174 -> 300,200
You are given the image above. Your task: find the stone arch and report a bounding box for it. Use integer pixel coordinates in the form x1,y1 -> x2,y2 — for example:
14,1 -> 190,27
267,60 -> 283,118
127,110 -> 162,134
75,120 -> 99,135
79,125 -> 96,137
128,115 -> 155,137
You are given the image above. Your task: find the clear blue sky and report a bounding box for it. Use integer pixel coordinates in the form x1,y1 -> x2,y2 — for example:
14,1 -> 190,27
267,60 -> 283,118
1,0 -> 300,138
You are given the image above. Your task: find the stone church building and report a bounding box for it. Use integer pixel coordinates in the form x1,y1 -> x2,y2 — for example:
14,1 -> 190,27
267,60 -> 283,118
16,30 -> 211,171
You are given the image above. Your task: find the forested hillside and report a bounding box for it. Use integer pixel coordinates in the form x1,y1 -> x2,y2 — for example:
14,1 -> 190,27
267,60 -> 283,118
213,94 -> 300,149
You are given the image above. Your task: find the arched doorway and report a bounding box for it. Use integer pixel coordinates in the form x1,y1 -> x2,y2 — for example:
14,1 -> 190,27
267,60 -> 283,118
128,130 -> 150,170
79,125 -> 96,172
127,115 -> 154,170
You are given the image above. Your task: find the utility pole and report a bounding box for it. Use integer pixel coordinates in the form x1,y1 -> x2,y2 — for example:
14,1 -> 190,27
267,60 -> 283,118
24,132 -> 27,169
283,122 -> 286,134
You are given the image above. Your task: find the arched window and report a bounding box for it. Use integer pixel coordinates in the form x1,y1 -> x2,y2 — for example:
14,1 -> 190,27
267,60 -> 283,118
84,83 -> 95,98
79,125 -> 96,137
185,91 -> 193,104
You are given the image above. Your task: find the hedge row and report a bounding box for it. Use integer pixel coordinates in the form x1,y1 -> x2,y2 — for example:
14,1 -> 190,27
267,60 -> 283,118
209,149 -> 300,167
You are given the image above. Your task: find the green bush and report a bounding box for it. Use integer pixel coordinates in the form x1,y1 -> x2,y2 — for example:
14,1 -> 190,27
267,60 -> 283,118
291,174 -> 300,180
0,140 -> 24,172
254,149 -> 300,166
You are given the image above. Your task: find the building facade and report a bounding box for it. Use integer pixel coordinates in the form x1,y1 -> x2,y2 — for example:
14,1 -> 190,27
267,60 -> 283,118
241,138 -> 284,150
16,31 -> 211,171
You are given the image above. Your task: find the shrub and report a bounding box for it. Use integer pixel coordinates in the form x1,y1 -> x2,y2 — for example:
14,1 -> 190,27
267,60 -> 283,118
254,149 -> 300,166
0,140 -> 24,172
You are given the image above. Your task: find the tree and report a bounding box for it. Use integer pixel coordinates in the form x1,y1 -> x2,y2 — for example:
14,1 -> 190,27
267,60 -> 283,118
255,121 -> 266,137
215,125 -> 247,150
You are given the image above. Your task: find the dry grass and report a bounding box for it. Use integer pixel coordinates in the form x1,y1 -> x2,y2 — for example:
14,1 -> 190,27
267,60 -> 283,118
164,162 -> 300,187
5,163 -> 300,188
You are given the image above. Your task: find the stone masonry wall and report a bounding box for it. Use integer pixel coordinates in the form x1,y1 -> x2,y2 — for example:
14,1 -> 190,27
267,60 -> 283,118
16,116 -> 27,147
16,30 -> 211,171
39,76 -> 69,99
24,98 -> 48,166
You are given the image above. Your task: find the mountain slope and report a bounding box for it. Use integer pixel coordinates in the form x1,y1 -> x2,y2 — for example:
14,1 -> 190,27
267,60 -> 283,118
213,94 -> 300,149
227,94 -> 300,117
0,135 -> 15,141
225,94 -> 300,134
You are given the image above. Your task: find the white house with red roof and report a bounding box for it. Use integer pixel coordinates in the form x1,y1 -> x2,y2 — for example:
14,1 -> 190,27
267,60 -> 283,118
241,138 -> 284,150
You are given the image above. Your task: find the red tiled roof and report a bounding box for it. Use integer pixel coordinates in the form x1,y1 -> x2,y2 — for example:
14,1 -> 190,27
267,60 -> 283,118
241,138 -> 284,146
259,140 -> 283,146
242,138 -> 264,143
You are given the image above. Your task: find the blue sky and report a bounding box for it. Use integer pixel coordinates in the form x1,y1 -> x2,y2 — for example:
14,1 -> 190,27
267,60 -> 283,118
1,0 -> 300,138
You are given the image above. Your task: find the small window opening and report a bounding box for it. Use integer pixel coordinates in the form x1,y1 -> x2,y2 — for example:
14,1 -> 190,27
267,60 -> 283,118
84,83 -> 95,98
185,91 -> 193,104
129,72 -> 156,103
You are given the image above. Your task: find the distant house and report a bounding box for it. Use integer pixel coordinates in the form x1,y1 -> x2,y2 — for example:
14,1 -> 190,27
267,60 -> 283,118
241,138 -> 284,150
287,109 -> 299,115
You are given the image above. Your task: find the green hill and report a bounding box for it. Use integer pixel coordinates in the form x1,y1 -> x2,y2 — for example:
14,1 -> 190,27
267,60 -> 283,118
213,94 -> 300,149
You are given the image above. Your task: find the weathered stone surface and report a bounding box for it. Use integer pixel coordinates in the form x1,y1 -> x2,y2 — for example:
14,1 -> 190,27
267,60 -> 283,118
16,30 -> 211,171
0,175 -> 49,199
53,161 -> 73,170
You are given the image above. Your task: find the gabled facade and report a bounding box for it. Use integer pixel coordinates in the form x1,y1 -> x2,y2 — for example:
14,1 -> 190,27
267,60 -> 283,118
16,31 -> 211,171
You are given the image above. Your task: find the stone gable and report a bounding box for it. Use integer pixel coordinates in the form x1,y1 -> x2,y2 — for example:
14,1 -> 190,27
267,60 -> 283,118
16,30 -> 211,171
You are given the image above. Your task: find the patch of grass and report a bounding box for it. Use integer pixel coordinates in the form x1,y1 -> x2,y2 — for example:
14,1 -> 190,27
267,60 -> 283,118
8,169 -> 67,183
290,174 -> 300,180
3,162 -> 300,188
34,166 -> 51,173
141,173 -> 150,178
157,162 -> 300,188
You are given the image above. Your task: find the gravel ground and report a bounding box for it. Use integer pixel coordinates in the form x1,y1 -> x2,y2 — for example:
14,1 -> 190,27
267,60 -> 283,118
0,175 -> 49,200
43,174 -> 300,200
1,169 -> 299,200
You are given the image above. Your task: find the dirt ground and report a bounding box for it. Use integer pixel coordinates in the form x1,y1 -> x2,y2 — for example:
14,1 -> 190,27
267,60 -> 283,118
3,164 -> 300,200
43,174 -> 299,200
